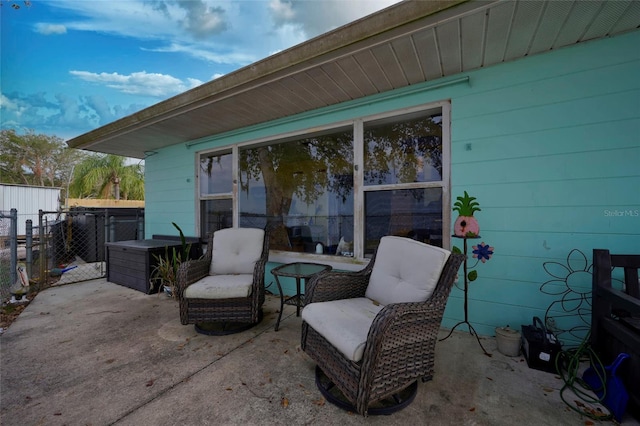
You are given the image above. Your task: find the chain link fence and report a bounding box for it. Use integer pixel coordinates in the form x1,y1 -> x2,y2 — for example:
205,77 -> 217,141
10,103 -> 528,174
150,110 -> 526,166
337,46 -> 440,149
0,209 -> 18,301
1,208 -> 144,303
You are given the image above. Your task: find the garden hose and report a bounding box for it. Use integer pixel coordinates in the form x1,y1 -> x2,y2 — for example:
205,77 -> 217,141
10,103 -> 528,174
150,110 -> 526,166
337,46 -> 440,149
555,331 -> 613,421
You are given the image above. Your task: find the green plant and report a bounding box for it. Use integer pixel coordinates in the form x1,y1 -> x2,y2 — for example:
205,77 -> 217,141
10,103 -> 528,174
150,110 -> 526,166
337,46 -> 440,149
150,222 -> 192,298
150,249 -> 178,295
172,221 -> 192,263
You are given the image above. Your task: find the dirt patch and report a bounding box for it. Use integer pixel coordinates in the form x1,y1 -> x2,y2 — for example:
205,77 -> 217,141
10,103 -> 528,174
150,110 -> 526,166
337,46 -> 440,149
0,297 -> 32,330
1,277 -> 59,332
0,285 -> 51,332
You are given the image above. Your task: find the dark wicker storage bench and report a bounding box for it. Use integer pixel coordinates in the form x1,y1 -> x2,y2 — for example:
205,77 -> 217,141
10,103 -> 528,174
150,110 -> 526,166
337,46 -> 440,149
106,238 -> 201,294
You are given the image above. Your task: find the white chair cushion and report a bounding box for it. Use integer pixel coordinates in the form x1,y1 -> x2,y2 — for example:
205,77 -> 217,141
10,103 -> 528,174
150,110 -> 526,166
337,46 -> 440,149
365,236 -> 450,306
184,274 -> 254,299
302,297 -> 383,362
210,228 -> 265,275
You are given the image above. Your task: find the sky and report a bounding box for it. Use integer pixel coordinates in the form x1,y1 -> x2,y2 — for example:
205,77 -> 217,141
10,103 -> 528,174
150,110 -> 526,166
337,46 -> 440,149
1,0 -> 401,142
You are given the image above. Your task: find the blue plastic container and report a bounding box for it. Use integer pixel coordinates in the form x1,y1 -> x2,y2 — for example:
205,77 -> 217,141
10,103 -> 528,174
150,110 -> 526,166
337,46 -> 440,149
582,352 -> 630,422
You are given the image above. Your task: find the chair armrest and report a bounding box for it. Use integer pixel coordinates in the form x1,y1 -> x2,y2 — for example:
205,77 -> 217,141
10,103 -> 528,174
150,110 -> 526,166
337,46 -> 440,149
305,266 -> 372,304
360,300 -> 446,369
176,258 -> 210,298
306,248 -> 379,304
370,301 -> 445,338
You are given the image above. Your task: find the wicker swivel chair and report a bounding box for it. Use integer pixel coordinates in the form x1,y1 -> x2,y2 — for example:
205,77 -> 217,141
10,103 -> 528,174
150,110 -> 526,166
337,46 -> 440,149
176,227 -> 269,335
301,236 -> 464,415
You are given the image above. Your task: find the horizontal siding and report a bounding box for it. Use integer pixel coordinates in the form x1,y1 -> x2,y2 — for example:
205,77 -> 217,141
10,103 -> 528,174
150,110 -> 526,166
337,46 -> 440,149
454,147 -> 639,184
449,30 -> 639,343
145,30 -> 640,342
465,175 -> 639,208
454,90 -> 639,142
455,30 -> 639,108
454,62 -> 640,121
454,119 -> 640,165
145,144 -> 197,238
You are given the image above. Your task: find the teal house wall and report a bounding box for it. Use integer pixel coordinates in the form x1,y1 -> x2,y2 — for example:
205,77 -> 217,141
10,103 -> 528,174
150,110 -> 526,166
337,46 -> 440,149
449,30 -> 639,343
145,143 -> 198,236
144,30 -> 639,344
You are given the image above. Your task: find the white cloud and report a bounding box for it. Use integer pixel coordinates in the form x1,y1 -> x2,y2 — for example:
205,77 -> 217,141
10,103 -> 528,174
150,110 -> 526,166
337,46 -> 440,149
43,0 -> 401,67
3,0 -> 402,140
69,70 -> 204,97
142,42 -> 256,65
0,94 -> 20,112
269,0 -> 296,24
47,1 -> 226,43
0,91 -> 147,140
186,78 -> 204,89
177,0 -> 228,39
269,0 -> 401,38
34,23 -> 67,35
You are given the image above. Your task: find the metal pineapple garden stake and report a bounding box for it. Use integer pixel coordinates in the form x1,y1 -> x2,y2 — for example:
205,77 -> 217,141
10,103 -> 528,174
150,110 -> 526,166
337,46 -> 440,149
452,190 -> 494,283
440,191 -> 495,356
453,191 -> 481,238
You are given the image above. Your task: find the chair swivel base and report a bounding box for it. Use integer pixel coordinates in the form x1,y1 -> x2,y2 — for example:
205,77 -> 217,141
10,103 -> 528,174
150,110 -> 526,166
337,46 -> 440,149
315,366 -> 418,415
194,310 -> 263,336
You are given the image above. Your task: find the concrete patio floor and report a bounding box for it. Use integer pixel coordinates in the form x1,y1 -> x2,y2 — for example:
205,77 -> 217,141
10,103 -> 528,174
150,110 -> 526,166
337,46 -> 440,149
1,279 -> 638,426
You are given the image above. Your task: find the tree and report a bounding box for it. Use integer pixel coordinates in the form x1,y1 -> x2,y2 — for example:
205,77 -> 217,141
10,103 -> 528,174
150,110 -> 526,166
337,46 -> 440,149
363,117 -> 443,187
237,116 -> 441,218
0,129 -> 87,188
232,115 -> 442,248
238,130 -> 353,246
69,154 -> 144,200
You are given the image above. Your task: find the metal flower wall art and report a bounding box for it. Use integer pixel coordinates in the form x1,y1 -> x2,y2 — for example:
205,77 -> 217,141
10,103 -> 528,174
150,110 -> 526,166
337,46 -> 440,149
452,191 -> 494,283
473,242 -> 494,263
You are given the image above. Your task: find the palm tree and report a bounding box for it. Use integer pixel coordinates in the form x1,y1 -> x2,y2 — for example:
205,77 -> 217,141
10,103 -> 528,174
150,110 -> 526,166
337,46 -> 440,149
69,154 -> 144,200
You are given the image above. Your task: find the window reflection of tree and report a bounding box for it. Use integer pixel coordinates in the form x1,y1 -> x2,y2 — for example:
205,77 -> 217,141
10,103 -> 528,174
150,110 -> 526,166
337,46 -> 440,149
200,152 -> 232,194
364,114 -> 442,187
239,131 -> 354,249
364,114 -> 443,247
199,111 -> 444,253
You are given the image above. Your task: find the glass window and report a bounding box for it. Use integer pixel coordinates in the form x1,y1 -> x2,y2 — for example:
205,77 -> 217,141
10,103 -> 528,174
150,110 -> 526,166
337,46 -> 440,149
197,103 -> 448,259
200,199 -> 233,238
199,151 -> 233,238
364,188 -> 443,254
200,151 -> 233,195
364,111 -> 442,186
239,128 -> 354,255
362,110 -> 444,256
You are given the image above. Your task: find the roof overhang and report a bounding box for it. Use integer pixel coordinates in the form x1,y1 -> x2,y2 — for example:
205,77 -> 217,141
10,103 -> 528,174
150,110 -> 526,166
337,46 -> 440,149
67,0 -> 640,159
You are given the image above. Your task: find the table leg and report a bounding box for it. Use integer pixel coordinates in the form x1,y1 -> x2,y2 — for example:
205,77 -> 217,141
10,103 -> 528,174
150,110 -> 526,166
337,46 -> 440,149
274,275 -> 285,331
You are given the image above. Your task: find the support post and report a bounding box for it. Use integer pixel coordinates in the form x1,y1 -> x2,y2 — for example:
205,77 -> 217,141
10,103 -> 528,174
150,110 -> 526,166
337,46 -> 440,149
109,216 -> 116,243
26,219 -> 33,280
9,209 -> 18,290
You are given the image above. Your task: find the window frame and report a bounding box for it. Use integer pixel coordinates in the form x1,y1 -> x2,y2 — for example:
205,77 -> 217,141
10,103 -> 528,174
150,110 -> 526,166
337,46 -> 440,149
197,148 -> 237,234
196,101 -> 451,268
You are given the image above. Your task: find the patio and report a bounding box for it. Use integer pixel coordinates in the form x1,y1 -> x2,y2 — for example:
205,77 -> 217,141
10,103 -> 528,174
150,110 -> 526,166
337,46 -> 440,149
0,279 -> 636,425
